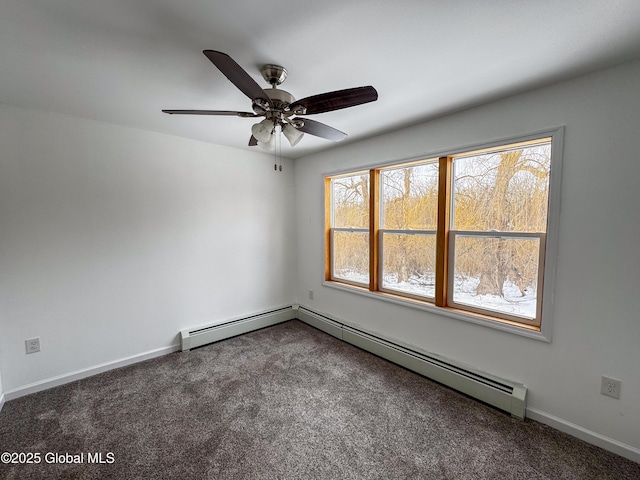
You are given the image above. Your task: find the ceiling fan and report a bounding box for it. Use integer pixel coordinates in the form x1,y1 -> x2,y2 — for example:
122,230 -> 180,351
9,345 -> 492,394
162,50 -> 378,150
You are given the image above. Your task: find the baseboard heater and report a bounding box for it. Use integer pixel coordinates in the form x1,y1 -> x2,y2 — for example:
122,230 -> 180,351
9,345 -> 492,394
179,304 -> 526,419
296,306 -> 527,420
180,306 -> 296,351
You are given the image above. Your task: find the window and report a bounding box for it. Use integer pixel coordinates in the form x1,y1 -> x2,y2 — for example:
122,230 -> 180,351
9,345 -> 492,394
328,172 -> 370,286
379,162 -> 439,300
325,131 -> 561,333
449,143 -> 550,324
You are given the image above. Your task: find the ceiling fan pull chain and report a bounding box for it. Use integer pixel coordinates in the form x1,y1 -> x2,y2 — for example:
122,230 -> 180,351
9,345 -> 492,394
277,125 -> 282,172
271,124 -> 282,173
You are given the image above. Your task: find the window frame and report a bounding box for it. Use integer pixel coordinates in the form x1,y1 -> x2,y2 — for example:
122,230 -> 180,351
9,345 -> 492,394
330,227 -> 370,287
377,160 -> 440,301
323,127 -> 564,341
327,171 -> 371,288
378,229 -> 438,301
447,230 -> 546,326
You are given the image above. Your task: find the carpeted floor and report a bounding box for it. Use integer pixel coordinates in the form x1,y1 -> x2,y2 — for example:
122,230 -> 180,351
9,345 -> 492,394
1,320 -> 638,479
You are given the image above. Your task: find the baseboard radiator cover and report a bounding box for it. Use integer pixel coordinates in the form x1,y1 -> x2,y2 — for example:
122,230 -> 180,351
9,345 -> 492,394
295,306 -> 527,420
180,305 -> 296,351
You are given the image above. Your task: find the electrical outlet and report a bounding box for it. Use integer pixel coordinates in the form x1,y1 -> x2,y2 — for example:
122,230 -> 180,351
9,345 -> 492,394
600,376 -> 621,399
25,337 -> 41,354
309,289 -> 314,300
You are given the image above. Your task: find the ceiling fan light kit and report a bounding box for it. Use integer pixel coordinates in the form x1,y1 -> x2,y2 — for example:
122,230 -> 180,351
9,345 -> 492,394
162,50 -> 378,151
257,137 -> 275,151
283,124 -> 303,147
251,119 -> 274,143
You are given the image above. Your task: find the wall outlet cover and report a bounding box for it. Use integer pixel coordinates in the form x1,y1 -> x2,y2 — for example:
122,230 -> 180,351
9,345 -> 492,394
25,337 -> 41,354
600,376 -> 621,399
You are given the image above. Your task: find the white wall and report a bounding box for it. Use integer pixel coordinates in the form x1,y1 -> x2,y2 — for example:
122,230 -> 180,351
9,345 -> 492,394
294,59 -> 640,455
1,60 -> 638,460
0,104 -> 295,394
0,368 -> 4,410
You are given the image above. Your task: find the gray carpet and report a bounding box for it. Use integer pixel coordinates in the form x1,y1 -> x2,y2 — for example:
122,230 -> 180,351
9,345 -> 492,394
1,320 -> 638,479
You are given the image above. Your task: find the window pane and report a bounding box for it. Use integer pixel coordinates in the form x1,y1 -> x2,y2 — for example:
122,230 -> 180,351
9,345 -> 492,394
332,174 -> 369,229
381,232 -> 436,298
451,235 -> 541,320
381,162 -> 438,230
452,144 -> 551,232
332,231 -> 369,284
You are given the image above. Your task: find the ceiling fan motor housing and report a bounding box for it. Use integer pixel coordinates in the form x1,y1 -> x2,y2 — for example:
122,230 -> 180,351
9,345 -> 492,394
253,88 -> 297,120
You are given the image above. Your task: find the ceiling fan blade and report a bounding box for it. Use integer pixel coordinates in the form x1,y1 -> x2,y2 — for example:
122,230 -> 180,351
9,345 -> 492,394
249,135 -> 258,146
290,86 -> 377,115
203,50 -> 270,105
162,110 -> 258,117
296,118 -> 347,142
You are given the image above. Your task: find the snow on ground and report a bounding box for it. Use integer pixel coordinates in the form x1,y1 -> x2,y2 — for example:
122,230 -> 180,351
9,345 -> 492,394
450,275 -> 536,319
337,270 -> 536,319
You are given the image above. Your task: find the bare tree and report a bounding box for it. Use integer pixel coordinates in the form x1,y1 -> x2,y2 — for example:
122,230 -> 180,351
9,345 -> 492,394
468,149 -> 549,296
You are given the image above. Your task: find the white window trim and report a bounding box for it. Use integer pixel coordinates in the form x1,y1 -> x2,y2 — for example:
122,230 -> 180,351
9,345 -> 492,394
323,126 -> 564,342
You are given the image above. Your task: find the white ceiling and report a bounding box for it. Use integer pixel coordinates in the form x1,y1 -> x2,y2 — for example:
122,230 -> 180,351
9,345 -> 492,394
2,1 -> 640,159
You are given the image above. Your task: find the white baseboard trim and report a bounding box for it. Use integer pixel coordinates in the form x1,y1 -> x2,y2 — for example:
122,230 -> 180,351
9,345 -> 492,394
527,407 -> 640,464
3,311 -> 639,466
4,344 -> 180,402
